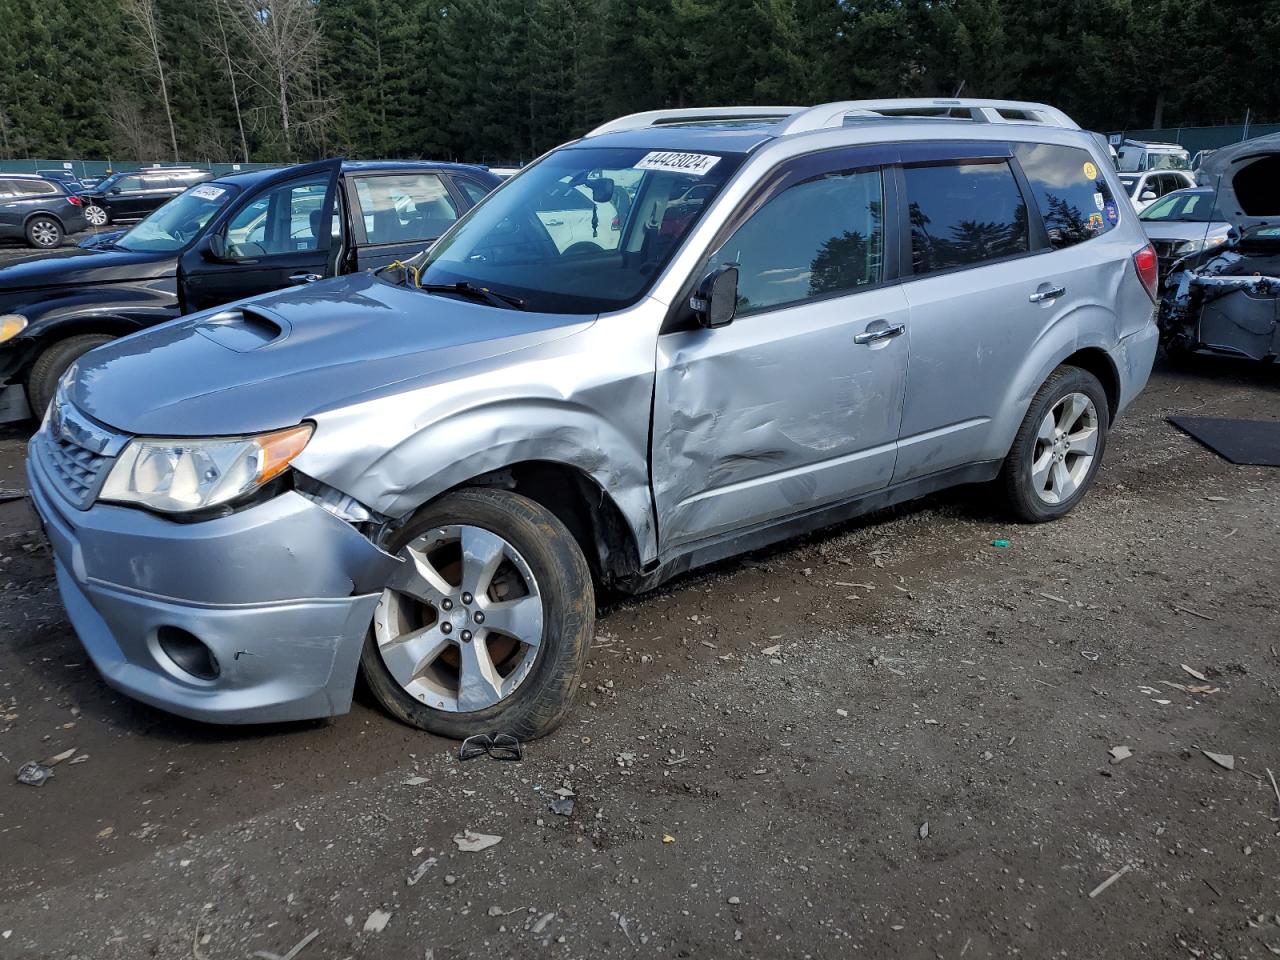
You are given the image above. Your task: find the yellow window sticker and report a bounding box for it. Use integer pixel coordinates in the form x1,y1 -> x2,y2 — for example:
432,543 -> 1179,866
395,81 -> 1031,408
1083,161 -> 1099,180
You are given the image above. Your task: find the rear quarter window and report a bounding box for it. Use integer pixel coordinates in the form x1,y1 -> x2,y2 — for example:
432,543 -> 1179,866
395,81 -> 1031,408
903,160 -> 1030,275
1013,143 -> 1120,249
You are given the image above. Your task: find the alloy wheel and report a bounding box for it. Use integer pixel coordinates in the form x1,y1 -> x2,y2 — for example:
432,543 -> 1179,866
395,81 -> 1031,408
30,219 -> 60,247
1030,392 -> 1099,505
374,524 -> 545,713
84,205 -> 108,226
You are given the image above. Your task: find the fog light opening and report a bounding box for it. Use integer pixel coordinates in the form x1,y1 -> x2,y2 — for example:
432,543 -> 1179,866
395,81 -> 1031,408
157,626 -> 220,681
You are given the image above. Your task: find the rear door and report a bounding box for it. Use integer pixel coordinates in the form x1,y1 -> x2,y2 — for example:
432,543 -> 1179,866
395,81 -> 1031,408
345,170 -> 465,270
177,159 -> 342,313
893,140 -> 1125,482
651,145 -> 909,550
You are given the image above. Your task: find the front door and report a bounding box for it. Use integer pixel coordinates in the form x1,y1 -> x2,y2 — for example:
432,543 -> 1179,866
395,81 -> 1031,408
346,170 -> 467,271
177,159 -> 342,314
651,149 -> 908,551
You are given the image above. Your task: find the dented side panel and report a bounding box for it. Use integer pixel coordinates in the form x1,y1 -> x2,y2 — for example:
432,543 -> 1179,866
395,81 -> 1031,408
651,285 -> 910,549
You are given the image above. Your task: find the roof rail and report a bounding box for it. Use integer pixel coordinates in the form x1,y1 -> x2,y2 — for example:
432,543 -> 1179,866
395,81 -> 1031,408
774,99 -> 1080,135
585,106 -> 803,138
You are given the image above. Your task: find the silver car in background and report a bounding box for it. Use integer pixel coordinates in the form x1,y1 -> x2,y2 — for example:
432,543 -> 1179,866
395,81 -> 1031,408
27,99 -> 1160,739
1138,186 -> 1233,276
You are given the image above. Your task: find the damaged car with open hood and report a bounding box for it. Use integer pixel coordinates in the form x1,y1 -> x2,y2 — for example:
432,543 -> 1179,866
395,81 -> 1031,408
27,99 -> 1159,740
1159,133 -> 1280,362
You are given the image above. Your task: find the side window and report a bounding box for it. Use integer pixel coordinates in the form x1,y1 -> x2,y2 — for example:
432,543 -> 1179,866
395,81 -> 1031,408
702,166 -> 884,317
1013,143 -> 1119,249
455,178 -> 491,206
115,175 -> 145,192
353,174 -> 460,245
224,175 -> 331,257
904,161 -> 1029,274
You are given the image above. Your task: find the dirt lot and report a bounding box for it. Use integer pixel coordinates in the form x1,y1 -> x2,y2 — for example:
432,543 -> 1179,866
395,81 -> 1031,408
0,356 -> 1277,960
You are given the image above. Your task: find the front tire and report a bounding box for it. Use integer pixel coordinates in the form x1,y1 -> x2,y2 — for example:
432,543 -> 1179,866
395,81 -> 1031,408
26,334 -> 117,417
997,365 -> 1109,522
25,215 -> 63,249
84,204 -> 109,227
361,488 -> 595,740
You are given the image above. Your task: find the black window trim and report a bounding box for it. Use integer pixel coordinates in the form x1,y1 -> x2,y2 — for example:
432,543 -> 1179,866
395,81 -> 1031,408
662,143 -> 902,334
895,146 -> 1044,282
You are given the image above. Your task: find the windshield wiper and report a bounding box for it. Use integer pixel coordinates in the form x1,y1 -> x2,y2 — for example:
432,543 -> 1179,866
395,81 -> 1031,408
420,281 -> 526,310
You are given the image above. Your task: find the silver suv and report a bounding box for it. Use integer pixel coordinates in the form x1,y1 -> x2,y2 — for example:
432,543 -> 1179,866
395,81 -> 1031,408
27,99 -> 1160,739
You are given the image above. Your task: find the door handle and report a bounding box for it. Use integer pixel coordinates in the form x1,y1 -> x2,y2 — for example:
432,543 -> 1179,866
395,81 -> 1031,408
289,272 -> 323,284
1029,285 -> 1066,303
853,322 -> 906,345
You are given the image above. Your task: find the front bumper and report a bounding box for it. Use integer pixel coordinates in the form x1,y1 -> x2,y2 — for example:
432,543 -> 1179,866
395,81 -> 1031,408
27,448 -> 399,724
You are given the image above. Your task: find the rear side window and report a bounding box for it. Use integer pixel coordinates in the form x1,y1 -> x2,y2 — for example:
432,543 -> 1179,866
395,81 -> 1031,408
702,166 -> 885,316
1013,143 -> 1119,249
455,178 -> 491,205
904,161 -> 1029,274
354,173 -> 460,245
12,179 -> 59,196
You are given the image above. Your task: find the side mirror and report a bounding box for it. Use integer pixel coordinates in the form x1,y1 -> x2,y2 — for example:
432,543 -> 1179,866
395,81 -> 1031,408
588,178 -> 615,204
690,264 -> 739,329
109,187 -> 122,195
204,234 -> 229,261
1140,190 -> 1158,202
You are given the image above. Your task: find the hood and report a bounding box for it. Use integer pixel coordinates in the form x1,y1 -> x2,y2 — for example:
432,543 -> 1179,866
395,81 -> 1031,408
69,272 -> 594,436
0,244 -> 175,293
1195,133 -> 1280,228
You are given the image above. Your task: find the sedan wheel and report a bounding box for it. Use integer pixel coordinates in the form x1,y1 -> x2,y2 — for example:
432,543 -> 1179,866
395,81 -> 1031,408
84,204 -> 108,226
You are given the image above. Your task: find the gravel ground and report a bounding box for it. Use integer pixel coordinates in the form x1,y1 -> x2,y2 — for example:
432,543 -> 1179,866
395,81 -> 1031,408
0,357 -> 1277,960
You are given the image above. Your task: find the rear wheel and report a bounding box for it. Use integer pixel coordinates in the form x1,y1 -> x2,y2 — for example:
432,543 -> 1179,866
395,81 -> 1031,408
360,488 -> 594,740
25,216 -> 62,249
26,334 -> 117,417
84,204 -> 108,227
997,366 -> 1109,522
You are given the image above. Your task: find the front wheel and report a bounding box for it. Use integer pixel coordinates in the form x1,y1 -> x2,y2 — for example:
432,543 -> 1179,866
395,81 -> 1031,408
360,488 -> 595,740
26,333 -> 117,417
997,366 -> 1109,522
84,204 -> 108,227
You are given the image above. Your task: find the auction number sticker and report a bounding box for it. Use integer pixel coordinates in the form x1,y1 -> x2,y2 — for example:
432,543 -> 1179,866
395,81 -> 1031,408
636,152 -> 721,176
190,184 -> 226,201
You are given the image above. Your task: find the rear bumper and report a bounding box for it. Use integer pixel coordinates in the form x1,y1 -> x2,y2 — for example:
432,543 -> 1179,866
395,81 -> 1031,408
1113,315 -> 1160,419
27,449 -> 400,724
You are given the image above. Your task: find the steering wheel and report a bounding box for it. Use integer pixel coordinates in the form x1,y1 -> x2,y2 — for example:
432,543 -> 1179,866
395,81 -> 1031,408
172,219 -> 202,243
562,241 -> 605,257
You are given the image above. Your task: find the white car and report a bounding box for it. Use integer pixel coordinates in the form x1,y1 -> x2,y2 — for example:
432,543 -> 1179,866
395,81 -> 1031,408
1119,169 -> 1195,213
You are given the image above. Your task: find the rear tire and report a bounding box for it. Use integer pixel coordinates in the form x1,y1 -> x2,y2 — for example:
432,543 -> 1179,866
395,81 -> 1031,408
25,215 -> 63,249
84,204 -> 109,227
361,487 -> 595,741
26,334 -> 117,417
997,365 -> 1109,522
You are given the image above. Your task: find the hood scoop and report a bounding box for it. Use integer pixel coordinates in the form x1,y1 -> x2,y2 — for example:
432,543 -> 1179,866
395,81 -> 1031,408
193,308 -> 288,352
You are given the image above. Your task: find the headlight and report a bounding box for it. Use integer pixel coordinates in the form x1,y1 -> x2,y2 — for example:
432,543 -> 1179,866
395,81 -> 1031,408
100,424 -> 313,513
0,314 -> 28,344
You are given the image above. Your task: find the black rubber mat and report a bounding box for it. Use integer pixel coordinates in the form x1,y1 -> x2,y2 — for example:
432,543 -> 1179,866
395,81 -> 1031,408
1168,416 -> 1280,466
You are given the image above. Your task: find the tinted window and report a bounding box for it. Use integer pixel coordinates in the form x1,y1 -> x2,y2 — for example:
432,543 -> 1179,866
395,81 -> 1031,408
904,161 -> 1029,274
455,178 -> 491,205
1013,143 -> 1120,249
115,175 -> 145,191
0,180 -> 21,197
12,179 -> 59,196
354,174 -> 460,245
702,166 -> 884,316
225,176 -> 330,256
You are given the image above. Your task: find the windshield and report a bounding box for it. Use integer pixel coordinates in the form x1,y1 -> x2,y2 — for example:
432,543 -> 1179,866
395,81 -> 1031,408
116,183 -> 237,252
1148,152 -> 1190,171
1119,175 -> 1139,196
1140,192 -> 1214,222
411,146 -> 745,313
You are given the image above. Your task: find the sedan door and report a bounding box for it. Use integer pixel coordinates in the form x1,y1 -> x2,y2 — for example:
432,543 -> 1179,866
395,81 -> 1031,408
346,171 -> 466,270
177,159 -> 342,313
651,147 -> 908,550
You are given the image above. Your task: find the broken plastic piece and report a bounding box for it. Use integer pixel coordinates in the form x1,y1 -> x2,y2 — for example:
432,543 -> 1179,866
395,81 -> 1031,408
459,733 -> 522,762
16,761 -> 52,787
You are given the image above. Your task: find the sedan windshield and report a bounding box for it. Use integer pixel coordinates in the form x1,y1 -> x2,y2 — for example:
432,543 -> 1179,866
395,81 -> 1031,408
116,183 -> 237,252
1140,192 -> 1214,222
411,146 -> 745,313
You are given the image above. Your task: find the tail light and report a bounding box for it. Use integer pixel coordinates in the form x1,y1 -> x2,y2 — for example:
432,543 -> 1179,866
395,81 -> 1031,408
1134,244 -> 1158,301
611,215 -> 620,231
66,195 -> 82,206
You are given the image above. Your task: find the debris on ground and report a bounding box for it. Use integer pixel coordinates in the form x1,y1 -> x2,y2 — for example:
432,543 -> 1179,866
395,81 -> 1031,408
1203,751 -> 1236,771
1088,863 -> 1133,899
918,821 -> 930,839
1181,664 -> 1210,682
662,833 -> 675,844
15,761 -> 52,787
41,748 -> 75,766
407,857 -> 437,886
402,776 -> 428,786
549,797 -> 575,817
991,538 -> 1011,549
531,913 -> 556,935
1109,746 -> 1133,764
453,831 -> 503,852
459,733 -> 522,762
252,928 -> 319,960
760,644 -> 781,656
362,910 -> 392,933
